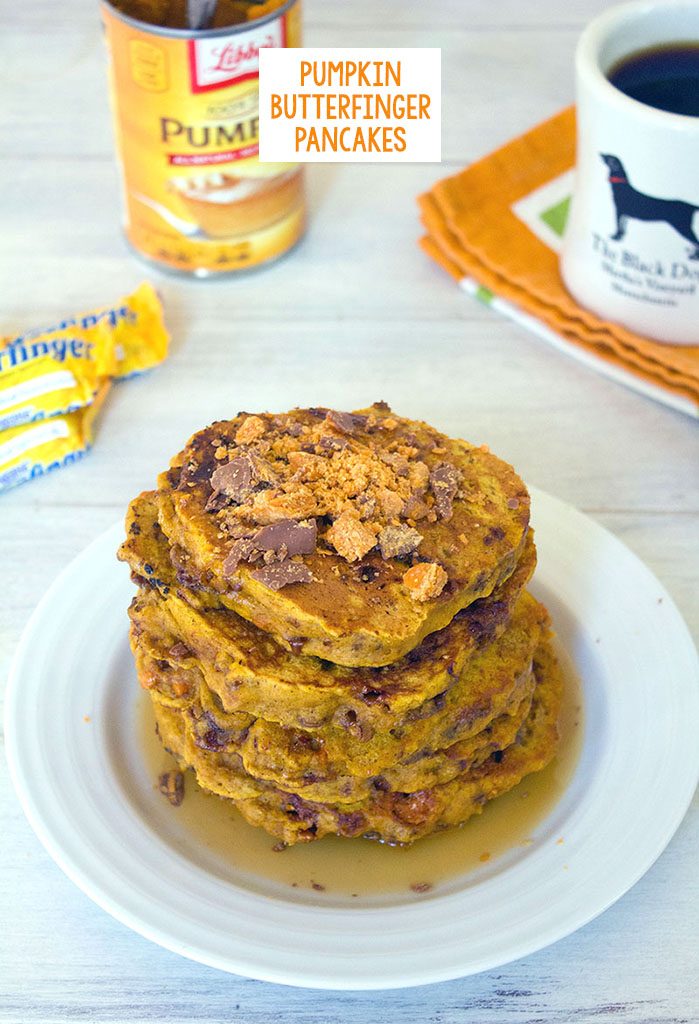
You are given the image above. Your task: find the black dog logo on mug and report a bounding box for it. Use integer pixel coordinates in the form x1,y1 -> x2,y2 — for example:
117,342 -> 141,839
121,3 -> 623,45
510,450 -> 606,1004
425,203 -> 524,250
601,154 -> 699,259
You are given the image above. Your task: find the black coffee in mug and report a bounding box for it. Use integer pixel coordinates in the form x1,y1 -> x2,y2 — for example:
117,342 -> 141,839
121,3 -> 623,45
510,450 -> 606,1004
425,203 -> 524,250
608,43 -> 699,116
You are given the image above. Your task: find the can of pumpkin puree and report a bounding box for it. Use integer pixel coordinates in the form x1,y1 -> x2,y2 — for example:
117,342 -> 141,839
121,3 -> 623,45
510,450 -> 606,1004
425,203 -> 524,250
101,0 -> 304,276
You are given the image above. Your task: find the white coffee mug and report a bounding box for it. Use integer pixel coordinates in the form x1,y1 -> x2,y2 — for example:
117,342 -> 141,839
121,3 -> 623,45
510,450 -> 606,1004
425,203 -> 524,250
561,0 -> 699,345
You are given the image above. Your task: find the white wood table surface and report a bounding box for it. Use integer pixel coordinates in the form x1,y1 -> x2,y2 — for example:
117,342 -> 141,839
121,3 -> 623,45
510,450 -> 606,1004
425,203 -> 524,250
2,1 -> 698,1021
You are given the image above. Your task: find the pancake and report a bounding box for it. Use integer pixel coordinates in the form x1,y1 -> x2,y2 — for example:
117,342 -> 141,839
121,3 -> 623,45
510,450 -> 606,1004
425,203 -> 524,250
143,642 -> 534,802
248,684 -> 535,802
154,403 -> 530,666
132,585 -> 547,775
121,489 -> 537,731
135,606 -> 539,801
151,640 -> 562,845
121,405 -> 563,852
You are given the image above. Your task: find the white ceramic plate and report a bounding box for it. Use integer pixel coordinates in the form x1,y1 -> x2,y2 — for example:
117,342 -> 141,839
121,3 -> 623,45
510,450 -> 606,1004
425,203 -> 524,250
6,488 -> 699,990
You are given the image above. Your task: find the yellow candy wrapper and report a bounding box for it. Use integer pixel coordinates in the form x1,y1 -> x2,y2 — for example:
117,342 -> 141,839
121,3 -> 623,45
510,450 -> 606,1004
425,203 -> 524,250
1,282 -> 169,431
0,321 -> 116,433
0,380 -> 111,494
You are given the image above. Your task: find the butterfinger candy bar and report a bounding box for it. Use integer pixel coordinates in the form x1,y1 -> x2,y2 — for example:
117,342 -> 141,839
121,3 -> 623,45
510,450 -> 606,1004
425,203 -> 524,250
107,281 -> 169,380
0,321 -> 116,433
0,283 -> 169,432
0,380 -> 111,494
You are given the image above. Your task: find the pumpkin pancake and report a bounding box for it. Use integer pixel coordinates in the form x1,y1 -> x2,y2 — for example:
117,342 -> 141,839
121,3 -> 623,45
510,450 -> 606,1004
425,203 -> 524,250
121,489 -> 537,731
142,637 -> 535,802
132,588 -> 547,782
121,406 -> 561,850
151,640 -> 562,845
154,403 -> 530,666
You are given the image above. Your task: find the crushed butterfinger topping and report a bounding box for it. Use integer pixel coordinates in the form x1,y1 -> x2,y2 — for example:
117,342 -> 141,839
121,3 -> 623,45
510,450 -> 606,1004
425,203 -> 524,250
403,562 -> 448,602
235,415 -> 267,445
198,404 -> 467,590
378,523 -> 422,559
250,561 -> 315,590
213,410 -> 434,532
326,511 -> 377,562
158,769 -> 185,806
429,462 -> 462,522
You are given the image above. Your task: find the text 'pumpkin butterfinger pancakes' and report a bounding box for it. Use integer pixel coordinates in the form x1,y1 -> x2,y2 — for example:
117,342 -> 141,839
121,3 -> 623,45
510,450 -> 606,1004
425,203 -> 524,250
119,404 -> 563,846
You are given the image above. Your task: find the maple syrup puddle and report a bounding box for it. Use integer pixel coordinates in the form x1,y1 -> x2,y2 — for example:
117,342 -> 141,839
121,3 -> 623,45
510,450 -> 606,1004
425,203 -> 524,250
137,644 -> 583,899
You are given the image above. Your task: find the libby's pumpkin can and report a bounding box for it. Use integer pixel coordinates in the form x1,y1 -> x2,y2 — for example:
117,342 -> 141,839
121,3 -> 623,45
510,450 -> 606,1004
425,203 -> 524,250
101,0 -> 305,276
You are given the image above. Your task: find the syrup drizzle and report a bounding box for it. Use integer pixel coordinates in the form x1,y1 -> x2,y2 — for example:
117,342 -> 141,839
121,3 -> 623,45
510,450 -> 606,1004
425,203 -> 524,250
137,646 -> 583,898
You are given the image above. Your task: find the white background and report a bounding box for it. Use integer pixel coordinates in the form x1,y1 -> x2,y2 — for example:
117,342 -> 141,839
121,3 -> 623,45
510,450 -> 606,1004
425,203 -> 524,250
1,0 -> 698,1022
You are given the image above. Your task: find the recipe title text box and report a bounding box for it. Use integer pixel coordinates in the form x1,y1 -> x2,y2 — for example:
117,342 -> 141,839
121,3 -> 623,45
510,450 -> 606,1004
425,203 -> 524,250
259,48 -> 441,163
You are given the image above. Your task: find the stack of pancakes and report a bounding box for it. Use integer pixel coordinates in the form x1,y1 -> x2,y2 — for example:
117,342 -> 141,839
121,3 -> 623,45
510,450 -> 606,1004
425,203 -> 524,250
119,404 -> 562,846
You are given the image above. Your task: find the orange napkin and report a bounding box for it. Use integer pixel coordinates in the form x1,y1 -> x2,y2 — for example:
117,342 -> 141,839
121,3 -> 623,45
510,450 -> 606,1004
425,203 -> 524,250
419,107 -> 699,417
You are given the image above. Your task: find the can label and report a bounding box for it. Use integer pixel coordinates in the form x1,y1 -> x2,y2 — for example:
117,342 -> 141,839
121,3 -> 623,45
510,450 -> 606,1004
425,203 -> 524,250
102,1 -> 305,275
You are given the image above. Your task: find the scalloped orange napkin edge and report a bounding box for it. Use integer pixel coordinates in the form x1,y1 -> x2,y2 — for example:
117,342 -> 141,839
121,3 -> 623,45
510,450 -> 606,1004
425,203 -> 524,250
419,106 -> 699,418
